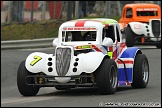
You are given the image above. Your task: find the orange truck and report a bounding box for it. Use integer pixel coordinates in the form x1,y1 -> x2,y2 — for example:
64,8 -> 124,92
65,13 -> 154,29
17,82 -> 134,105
119,3 -> 161,48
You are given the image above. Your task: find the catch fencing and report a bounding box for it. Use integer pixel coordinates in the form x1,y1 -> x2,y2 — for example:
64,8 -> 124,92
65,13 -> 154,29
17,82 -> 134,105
1,1 -> 161,23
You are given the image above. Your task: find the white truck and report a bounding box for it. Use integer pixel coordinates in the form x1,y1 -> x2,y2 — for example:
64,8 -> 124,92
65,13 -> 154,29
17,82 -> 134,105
17,18 -> 149,96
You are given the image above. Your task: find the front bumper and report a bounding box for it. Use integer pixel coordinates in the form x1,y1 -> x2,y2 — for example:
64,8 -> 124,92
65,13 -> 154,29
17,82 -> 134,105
134,36 -> 161,45
25,74 -> 96,87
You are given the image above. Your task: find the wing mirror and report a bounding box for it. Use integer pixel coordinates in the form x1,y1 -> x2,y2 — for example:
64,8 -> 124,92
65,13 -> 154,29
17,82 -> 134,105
102,37 -> 113,46
53,38 -> 58,46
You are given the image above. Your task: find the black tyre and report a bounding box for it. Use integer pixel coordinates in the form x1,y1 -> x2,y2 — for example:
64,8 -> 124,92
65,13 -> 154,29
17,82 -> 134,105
131,54 -> 149,88
94,58 -> 118,95
55,85 -> 71,90
124,26 -> 135,47
17,60 -> 40,96
155,42 -> 161,49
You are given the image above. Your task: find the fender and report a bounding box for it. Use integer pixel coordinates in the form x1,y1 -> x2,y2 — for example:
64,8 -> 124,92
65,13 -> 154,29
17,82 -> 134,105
120,47 -> 141,59
128,22 -> 147,35
25,52 -> 57,76
66,52 -> 106,76
117,47 -> 141,84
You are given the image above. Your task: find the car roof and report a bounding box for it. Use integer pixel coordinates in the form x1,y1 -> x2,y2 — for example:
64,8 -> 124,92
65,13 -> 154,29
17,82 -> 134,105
60,18 -> 118,29
124,3 -> 160,8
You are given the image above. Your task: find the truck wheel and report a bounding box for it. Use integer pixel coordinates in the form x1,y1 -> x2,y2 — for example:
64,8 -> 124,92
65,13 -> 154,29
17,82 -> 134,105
55,85 -> 71,90
131,54 -> 149,88
124,26 -> 135,47
94,58 -> 118,95
17,60 -> 40,96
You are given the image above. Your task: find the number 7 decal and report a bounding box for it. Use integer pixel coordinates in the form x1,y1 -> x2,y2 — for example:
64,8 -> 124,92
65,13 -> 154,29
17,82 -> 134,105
30,55 -> 42,66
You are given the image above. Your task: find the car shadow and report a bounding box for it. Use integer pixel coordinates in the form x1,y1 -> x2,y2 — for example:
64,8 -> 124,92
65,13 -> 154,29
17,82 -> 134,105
36,86 -> 134,97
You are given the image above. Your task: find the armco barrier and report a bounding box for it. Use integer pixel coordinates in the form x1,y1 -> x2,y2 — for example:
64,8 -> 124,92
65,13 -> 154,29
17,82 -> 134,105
1,38 -> 55,50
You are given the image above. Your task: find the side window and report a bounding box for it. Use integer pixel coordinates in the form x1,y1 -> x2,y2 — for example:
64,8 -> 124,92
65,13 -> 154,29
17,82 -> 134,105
102,28 -> 106,41
126,8 -> 132,18
105,26 -> 115,43
116,26 -> 120,42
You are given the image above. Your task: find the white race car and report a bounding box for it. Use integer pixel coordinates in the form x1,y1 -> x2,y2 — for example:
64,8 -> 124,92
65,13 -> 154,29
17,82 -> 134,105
17,18 -> 149,96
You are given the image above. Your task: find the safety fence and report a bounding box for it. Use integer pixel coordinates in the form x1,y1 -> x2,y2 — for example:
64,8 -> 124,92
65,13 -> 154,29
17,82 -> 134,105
1,1 -> 160,23
1,38 -> 54,50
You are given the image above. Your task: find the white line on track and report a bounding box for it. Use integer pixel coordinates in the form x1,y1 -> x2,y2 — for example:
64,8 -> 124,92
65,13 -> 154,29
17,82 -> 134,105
1,96 -> 55,105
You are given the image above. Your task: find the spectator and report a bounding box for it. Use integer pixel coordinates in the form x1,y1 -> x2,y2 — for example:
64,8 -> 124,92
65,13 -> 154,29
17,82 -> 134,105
78,2 -> 84,18
93,1 -> 106,16
79,1 -> 86,17
88,1 -> 95,15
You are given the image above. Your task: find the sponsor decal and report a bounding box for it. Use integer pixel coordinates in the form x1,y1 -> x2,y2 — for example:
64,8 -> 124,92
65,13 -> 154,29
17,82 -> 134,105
76,45 -> 93,49
136,8 -> 158,11
134,24 -> 142,29
63,27 -> 97,31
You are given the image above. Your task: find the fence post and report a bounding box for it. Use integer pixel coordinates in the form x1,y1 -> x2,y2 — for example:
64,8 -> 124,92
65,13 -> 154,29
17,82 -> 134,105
42,1 -> 46,20
67,1 -> 73,21
108,1 -> 111,17
117,1 -> 121,16
7,1 -> 12,23
105,1 -> 108,18
31,1 -> 34,22
75,1 -> 79,18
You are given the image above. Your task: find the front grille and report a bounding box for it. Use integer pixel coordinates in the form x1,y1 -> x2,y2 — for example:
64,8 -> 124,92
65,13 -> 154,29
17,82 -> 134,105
56,48 -> 71,76
151,20 -> 160,37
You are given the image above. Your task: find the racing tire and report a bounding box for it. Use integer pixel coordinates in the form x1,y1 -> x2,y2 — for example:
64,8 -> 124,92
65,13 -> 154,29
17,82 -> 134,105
94,58 -> 118,95
17,60 -> 40,96
124,26 -> 135,47
131,54 -> 149,88
155,43 -> 161,49
55,85 -> 71,90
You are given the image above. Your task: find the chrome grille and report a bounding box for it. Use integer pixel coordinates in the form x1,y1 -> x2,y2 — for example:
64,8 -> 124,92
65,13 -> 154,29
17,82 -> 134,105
56,48 -> 71,76
151,20 -> 160,37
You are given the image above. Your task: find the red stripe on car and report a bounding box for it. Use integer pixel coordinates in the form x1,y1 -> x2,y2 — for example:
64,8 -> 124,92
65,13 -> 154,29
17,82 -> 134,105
92,45 -> 102,52
75,20 -> 87,27
117,60 -> 133,64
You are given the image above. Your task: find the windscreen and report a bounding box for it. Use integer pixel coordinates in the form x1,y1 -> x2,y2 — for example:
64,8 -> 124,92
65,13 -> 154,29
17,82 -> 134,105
62,31 -> 97,42
136,8 -> 158,16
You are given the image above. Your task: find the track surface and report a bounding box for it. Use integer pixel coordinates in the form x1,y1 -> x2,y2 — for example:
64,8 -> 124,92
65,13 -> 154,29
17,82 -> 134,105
1,46 -> 161,107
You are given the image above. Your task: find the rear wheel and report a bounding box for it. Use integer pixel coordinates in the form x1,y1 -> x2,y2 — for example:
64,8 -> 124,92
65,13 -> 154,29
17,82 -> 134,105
17,60 -> 40,96
124,26 -> 136,47
131,54 -> 149,88
94,58 -> 118,95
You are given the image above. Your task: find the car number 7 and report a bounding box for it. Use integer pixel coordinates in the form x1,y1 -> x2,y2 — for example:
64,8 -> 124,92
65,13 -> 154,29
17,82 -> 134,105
30,55 -> 42,66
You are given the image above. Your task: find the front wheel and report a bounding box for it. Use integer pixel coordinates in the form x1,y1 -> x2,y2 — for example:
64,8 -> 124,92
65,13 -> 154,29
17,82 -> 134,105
17,60 -> 40,96
94,58 -> 118,95
131,54 -> 149,88
124,26 -> 136,47
155,42 -> 161,49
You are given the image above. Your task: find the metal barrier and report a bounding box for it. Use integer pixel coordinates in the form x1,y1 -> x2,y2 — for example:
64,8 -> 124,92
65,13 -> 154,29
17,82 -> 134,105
1,38 -> 55,50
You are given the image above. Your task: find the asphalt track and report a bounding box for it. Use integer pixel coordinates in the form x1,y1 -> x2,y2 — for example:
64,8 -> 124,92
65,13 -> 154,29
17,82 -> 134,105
1,46 -> 161,107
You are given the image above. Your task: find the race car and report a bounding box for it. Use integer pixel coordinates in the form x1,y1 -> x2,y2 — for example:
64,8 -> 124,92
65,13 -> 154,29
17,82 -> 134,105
17,18 -> 149,96
119,3 -> 161,48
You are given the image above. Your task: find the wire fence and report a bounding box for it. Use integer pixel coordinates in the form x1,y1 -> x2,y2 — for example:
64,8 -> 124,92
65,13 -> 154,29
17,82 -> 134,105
1,1 -> 161,23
